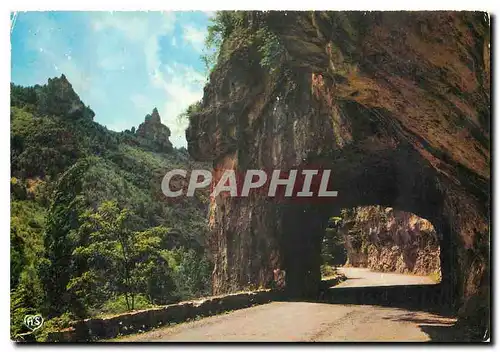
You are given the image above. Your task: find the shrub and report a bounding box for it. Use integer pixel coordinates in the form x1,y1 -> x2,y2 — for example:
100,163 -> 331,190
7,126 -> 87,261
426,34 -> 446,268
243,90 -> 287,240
320,264 -> 338,278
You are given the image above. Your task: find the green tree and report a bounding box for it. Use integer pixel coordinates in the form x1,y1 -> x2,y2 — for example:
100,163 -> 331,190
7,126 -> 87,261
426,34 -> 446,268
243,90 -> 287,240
132,227 -> 176,305
321,216 -> 346,266
202,11 -> 247,73
165,247 -> 212,299
39,158 -> 92,317
70,201 -> 136,311
70,202 -> 176,312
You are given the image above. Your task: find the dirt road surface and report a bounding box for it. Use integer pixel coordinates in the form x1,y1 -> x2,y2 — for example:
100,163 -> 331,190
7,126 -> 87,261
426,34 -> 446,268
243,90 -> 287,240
114,268 -> 458,342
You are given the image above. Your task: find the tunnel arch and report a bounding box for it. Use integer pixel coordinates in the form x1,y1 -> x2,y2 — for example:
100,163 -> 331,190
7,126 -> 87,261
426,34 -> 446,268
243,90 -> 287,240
186,11 -> 489,334
278,146 -> 458,307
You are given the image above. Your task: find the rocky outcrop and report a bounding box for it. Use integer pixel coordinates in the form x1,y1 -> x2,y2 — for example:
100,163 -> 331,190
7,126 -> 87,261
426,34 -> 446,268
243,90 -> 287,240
186,11 -> 490,334
35,74 -> 95,120
341,206 -> 441,278
135,108 -> 173,153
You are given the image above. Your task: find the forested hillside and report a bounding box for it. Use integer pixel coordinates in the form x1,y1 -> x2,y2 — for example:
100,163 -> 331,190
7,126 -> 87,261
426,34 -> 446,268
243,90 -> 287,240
10,75 -> 212,339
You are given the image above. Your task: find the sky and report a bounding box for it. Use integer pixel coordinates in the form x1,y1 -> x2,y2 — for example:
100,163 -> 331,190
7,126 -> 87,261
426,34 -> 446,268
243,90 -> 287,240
10,11 -> 213,148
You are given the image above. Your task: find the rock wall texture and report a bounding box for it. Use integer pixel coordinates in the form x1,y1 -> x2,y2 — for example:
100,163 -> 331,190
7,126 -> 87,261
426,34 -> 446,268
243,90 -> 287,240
341,206 -> 441,277
186,11 -> 490,333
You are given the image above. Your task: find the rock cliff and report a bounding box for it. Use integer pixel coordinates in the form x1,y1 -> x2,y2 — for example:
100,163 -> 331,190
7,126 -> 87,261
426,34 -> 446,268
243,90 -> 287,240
186,11 -> 490,334
27,74 -> 95,120
340,206 -> 441,278
135,108 -> 173,153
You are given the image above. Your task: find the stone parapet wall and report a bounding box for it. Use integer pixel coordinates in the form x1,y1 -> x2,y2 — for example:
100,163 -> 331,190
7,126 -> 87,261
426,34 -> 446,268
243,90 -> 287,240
46,290 -> 277,342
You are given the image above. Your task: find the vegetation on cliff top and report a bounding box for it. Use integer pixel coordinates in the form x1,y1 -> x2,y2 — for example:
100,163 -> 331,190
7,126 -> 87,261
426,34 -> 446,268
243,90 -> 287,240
202,12 -> 285,74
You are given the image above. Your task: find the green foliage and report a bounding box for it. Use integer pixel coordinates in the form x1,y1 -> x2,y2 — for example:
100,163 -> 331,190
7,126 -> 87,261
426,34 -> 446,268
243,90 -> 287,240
36,74 -> 95,120
10,83 -> 38,111
10,200 -> 46,286
81,157 -> 150,213
68,202 -> 211,315
34,312 -> 74,342
429,271 -> 442,283
40,158 -> 92,317
322,227 -> 347,265
201,11 -> 287,77
10,277 -> 44,337
341,207 -> 386,255
321,214 -> 348,266
164,247 -> 213,300
178,101 -> 202,121
98,294 -> 153,316
10,75 -> 212,340
320,264 -> 338,278
10,200 -> 46,337
256,27 -> 284,72
202,11 -> 247,73
329,216 -> 342,224
11,106 -> 116,179
70,201 -> 160,313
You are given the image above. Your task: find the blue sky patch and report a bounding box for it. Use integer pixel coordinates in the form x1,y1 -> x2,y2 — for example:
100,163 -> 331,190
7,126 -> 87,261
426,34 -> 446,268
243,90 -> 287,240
11,11 -> 213,148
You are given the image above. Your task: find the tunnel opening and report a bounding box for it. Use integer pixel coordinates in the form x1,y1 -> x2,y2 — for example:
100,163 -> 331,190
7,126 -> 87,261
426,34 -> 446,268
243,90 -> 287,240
321,206 -> 442,284
280,201 -> 456,315
278,147 -> 459,315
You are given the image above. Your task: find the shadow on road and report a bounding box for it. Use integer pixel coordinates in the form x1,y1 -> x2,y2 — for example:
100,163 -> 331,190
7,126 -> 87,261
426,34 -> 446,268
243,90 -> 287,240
317,283 -> 455,316
381,311 -> 463,342
385,312 -> 487,342
273,282 -> 487,342
417,324 -> 487,342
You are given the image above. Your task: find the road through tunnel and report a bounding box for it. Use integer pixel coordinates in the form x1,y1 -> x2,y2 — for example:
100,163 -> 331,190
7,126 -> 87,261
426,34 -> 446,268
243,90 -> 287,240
186,10 -> 490,338
279,148 -> 456,310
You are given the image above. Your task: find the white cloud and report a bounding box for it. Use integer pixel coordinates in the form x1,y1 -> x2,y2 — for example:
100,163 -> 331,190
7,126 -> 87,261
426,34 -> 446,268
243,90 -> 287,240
182,24 -> 206,53
130,94 -> 153,112
88,11 -> 201,147
91,11 -> 176,42
92,12 -> 176,73
130,58 -> 206,148
203,11 -> 216,19
156,62 -> 205,148
164,62 -> 205,86
97,49 -> 129,71
92,14 -> 148,41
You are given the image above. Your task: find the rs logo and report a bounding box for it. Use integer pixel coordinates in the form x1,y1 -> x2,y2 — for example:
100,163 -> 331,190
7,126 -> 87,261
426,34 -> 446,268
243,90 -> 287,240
24,314 -> 44,331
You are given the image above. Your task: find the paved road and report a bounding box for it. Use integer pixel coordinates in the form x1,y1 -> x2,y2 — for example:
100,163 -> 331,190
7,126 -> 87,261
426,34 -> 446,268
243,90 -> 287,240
335,267 -> 436,288
115,268 -> 457,342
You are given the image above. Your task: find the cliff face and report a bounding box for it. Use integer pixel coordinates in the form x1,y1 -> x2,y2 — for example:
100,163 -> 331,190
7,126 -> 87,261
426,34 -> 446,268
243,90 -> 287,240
186,11 -> 490,331
135,108 -> 173,153
341,206 -> 441,278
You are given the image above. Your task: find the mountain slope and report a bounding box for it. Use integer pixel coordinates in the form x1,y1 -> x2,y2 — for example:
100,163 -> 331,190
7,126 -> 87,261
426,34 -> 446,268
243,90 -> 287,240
10,75 -> 211,338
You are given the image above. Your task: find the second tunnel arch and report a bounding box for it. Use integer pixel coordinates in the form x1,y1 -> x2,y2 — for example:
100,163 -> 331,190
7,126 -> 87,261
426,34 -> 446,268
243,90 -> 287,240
276,146 -> 458,308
